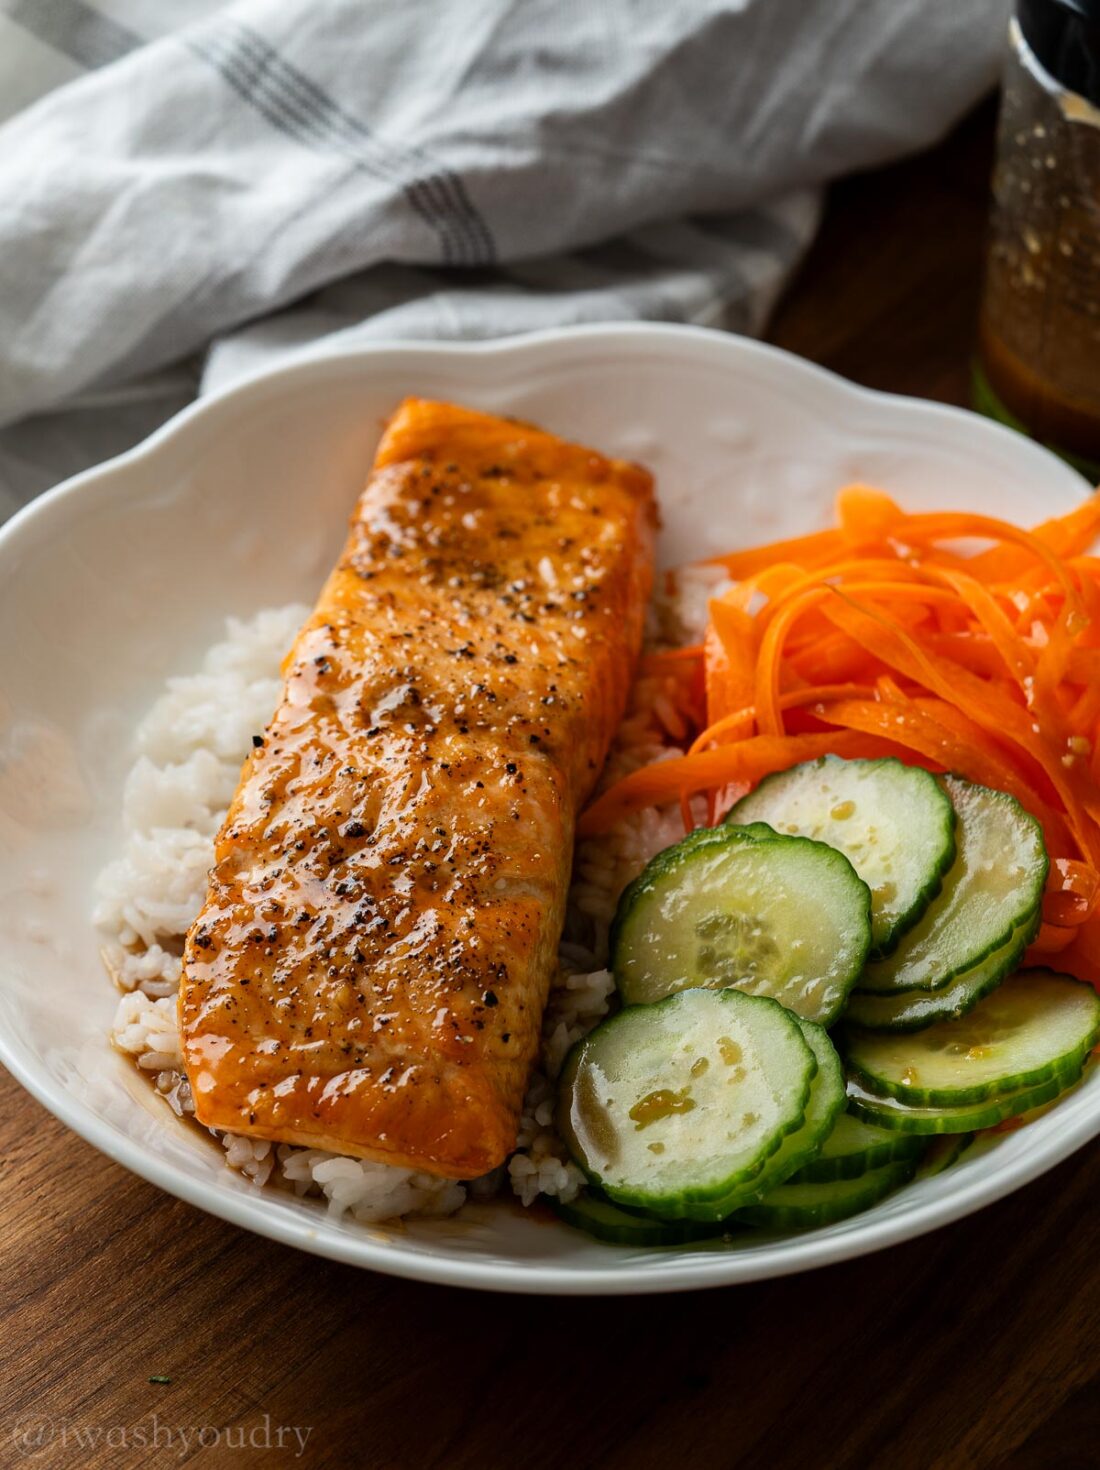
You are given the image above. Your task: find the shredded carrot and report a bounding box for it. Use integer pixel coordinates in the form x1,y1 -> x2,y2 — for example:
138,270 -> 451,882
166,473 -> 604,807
1026,923 -> 1079,957
580,483 -> 1100,992
1045,857 -> 1100,925
577,731 -> 894,837
688,683 -> 876,758
807,694 -> 1075,857
1058,911 -> 1100,985
971,492 -> 1100,579
639,645 -> 704,675
836,485 -> 905,538
817,593 -> 1100,866
707,601 -> 757,722
708,527 -> 848,579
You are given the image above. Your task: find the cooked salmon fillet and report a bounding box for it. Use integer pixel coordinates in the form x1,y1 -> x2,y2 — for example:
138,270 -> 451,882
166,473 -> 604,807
179,399 -> 656,1178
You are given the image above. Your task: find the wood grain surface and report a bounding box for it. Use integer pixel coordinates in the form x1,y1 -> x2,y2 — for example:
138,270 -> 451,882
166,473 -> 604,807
3,102 -> 1098,1470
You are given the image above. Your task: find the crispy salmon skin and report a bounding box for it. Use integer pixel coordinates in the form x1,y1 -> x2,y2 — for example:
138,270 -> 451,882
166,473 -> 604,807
179,399 -> 656,1177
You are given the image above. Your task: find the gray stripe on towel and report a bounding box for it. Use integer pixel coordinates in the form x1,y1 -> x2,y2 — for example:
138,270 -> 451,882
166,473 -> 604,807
0,0 -> 140,70
190,18 -> 495,268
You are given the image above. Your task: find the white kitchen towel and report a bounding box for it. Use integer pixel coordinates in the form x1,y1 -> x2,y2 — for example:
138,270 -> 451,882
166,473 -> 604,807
0,0 -> 1010,519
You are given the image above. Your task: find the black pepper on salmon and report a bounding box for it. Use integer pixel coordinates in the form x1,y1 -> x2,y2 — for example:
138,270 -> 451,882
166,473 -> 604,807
178,398 -> 657,1177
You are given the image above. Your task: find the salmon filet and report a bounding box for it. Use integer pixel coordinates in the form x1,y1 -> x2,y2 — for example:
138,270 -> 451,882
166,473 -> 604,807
179,399 -> 656,1177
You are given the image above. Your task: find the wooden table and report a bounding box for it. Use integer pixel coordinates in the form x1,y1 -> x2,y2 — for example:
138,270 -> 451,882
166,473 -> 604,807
3,102 -> 1097,1470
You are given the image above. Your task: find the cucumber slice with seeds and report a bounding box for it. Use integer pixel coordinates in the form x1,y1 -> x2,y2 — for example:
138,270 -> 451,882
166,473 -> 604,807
735,1158 -> 917,1230
550,1192 -> 724,1247
594,1019 -> 847,1217
790,1111 -> 925,1183
843,915 -> 1037,1032
557,987 -> 816,1221
858,776 -> 1047,995
612,824 -> 871,1024
845,970 -> 1100,1106
727,756 -> 955,955
845,1068 -> 1079,1134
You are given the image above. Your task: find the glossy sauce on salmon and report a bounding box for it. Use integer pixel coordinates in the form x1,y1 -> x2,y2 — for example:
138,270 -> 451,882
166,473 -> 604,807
179,399 -> 656,1177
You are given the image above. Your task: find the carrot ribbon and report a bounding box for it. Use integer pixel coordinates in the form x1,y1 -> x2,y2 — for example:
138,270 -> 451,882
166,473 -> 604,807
583,485 -> 1100,981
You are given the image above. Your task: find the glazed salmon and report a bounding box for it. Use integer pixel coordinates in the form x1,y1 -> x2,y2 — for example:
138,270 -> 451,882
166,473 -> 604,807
179,399 -> 656,1178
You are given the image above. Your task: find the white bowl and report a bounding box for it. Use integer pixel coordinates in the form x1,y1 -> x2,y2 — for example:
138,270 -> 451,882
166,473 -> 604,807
0,323 -> 1093,1295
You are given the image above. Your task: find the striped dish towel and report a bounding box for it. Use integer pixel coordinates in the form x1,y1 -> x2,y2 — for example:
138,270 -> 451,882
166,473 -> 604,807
0,0 -> 1009,517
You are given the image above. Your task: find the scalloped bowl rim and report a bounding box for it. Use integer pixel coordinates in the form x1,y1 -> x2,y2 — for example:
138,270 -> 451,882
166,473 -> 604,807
0,322 -> 1094,1294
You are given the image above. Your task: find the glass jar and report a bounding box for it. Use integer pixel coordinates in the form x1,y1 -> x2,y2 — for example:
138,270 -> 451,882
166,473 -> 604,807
974,0 -> 1100,479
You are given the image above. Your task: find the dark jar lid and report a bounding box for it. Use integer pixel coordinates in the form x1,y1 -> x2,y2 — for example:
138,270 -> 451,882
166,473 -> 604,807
1018,0 -> 1100,104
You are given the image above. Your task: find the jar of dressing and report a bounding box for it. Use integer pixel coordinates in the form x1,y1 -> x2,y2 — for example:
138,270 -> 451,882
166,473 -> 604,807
974,0 -> 1100,478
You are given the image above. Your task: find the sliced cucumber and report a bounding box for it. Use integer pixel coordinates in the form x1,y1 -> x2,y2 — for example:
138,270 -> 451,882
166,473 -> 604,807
740,1018 -> 847,1197
612,824 -> 871,1024
790,1110 -> 925,1183
557,987 -> 816,1221
845,1068 -> 1078,1134
845,970 -> 1100,1106
915,1134 -> 975,1179
843,920 -> 1033,1032
730,821 -> 788,843
857,776 -> 1047,995
727,756 -> 955,955
550,1191 -> 724,1246
734,1158 -> 917,1231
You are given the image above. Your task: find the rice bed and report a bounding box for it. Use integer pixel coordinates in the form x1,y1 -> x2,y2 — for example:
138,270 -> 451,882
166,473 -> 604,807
95,577 -> 720,1226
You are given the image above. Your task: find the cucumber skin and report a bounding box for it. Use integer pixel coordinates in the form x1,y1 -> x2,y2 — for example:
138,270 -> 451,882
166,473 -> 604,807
846,1037 -> 1087,1110
734,1158 -> 918,1231
727,755 -> 957,958
915,1134 -> 975,1180
790,1127 -> 924,1183
843,970 -> 1100,1106
562,1123 -> 964,1241
845,1067 -> 1081,1135
557,990 -> 818,1223
730,1019 -> 848,1203
857,778 -> 1049,997
550,1192 -> 725,1247
728,821 -> 786,843
611,822 -> 872,1025
843,908 -> 1039,1033
593,1023 -> 847,1218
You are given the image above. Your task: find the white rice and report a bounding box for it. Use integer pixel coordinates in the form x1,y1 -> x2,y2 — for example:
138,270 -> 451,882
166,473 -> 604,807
96,572 -> 718,1226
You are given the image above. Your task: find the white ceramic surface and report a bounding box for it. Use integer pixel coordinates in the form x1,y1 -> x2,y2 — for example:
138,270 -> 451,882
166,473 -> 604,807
0,323 -> 1094,1295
